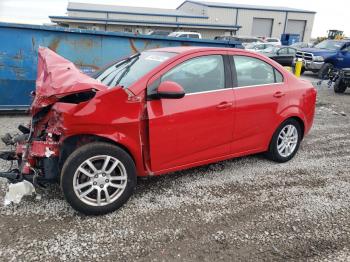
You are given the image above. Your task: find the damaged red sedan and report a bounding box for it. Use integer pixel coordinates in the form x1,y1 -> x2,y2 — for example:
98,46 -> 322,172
0,47 -> 316,215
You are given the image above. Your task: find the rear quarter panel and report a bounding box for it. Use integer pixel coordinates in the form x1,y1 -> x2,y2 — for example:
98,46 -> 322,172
280,76 -> 317,136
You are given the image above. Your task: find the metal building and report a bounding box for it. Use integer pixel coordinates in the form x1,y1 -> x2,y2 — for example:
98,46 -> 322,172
49,0 -> 316,42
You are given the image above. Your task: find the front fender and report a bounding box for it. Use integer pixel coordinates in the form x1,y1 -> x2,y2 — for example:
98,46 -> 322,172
50,87 -> 146,176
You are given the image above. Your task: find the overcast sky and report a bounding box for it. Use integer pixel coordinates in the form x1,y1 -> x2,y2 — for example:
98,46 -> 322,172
0,0 -> 348,38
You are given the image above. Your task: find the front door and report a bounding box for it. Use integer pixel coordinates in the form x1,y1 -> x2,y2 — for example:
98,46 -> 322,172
336,44 -> 350,68
147,54 -> 234,172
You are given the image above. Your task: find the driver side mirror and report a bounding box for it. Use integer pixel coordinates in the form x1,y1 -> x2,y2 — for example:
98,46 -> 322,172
156,81 -> 185,99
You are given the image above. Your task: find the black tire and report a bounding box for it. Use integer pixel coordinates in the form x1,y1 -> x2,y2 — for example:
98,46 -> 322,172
318,63 -> 333,79
334,78 -> 348,93
266,119 -> 302,163
61,142 -> 137,215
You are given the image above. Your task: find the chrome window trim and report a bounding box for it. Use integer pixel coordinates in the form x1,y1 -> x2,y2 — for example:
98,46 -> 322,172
185,88 -> 228,96
233,82 -> 283,90
185,82 -> 283,96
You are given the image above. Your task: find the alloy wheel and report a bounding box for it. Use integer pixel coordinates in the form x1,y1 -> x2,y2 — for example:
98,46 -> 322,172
277,125 -> 299,158
73,155 -> 127,207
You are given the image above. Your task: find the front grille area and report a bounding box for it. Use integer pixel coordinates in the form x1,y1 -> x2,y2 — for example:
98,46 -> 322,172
296,52 -> 313,61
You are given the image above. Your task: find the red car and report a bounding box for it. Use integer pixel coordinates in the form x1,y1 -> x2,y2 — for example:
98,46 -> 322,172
0,47 -> 316,215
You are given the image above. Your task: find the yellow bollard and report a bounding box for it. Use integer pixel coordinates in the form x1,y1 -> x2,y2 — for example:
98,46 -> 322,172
294,58 -> 303,77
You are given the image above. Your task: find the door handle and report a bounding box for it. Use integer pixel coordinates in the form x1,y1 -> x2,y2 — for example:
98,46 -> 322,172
216,102 -> 233,109
273,91 -> 285,98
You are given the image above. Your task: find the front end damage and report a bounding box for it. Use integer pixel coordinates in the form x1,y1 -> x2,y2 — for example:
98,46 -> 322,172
0,108 -> 61,185
0,47 -> 107,202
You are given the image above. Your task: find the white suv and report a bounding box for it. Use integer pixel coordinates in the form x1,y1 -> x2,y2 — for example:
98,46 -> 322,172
168,32 -> 202,39
265,37 -> 282,46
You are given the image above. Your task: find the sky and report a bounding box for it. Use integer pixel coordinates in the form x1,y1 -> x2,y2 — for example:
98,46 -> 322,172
0,0 -> 348,38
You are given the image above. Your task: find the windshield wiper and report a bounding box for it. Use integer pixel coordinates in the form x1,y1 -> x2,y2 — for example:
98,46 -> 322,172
113,55 -> 140,87
92,53 -> 140,79
114,53 -> 140,69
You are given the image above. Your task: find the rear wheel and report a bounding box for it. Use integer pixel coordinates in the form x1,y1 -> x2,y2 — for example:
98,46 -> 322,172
61,142 -> 137,215
334,78 -> 348,93
266,119 -> 302,163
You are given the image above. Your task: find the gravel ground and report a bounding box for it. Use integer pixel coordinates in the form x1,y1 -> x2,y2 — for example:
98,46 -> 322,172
0,73 -> 349,261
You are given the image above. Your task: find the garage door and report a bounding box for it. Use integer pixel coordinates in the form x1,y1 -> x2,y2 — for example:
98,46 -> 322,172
252,18 -> 273,37
286,19 -> 306,41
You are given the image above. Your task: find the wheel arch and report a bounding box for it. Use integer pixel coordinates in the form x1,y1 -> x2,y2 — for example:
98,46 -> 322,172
278,105 -> 307,138
271,114 -> 306,147
59,134 -> 135,171
288,116 -> 305,139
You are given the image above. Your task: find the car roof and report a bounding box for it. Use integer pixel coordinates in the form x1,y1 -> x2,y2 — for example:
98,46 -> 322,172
169,32 -> 200,34
147,46 -> 232,54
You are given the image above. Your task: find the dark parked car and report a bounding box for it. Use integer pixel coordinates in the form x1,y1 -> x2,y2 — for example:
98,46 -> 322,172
260,46 -> 297,66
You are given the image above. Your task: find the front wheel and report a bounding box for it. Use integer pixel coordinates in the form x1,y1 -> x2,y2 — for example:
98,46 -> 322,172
266,119 -> 302,163
318,63 -> 333,79
61,142 -> 137,215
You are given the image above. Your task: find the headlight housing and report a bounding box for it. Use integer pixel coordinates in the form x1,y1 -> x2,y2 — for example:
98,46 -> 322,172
313,56 -> 324,62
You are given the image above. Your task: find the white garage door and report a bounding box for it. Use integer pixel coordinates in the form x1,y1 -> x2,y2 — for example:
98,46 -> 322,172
286,19 -> 306,40
252,18 -> 273,37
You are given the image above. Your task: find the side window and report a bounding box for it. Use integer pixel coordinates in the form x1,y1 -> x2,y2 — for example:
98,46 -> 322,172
278,48 -> 288,55
256,44 -> 265,50
341,44 -> 350,52
161,55 -> 225,94
288,48 -> 296,55
233,56 -> 283,87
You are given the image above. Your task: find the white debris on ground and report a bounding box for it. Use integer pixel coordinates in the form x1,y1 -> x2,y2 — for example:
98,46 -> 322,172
4,180 -> 36,206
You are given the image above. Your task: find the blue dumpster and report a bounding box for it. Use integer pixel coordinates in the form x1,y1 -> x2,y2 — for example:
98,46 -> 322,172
281,34 -> 300,46
0,22 -> 242,110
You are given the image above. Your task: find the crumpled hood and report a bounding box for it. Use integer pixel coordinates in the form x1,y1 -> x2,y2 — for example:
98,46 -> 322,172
32,47 -> 107,112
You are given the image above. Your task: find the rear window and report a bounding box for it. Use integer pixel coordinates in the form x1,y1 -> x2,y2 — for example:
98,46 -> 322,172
233,56 -> 284,87
189,34 -> 199,38
94,51 -> 176,89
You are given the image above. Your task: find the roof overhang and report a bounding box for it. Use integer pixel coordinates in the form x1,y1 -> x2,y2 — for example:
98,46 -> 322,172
49,16 -> 241,30
177,1 -> 316,14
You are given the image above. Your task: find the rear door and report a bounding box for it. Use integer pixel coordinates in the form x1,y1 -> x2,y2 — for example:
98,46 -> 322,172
147,52 -> 234,173
229,54 -> 286,154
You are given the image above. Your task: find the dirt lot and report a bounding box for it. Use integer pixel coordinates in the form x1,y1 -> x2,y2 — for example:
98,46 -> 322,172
0,73 -> 349,261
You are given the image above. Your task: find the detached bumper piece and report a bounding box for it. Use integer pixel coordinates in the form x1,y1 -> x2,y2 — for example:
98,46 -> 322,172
0,150 -> 17,161
0,151 -> 22,182
0,170 -> 22,183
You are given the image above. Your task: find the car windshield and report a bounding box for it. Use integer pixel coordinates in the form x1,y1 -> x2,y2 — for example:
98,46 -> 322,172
245,43 -> 259,49
263,46 -> 279,53
315,40 -> 344,50
93,51 -> 176,89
